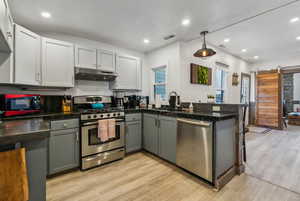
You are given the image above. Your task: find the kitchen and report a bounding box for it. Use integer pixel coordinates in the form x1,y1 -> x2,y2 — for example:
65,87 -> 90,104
1,0 -> 300,201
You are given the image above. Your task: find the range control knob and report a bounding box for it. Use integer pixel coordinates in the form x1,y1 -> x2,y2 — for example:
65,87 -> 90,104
93,115 -> 97,118
100,114 -> 104,118
107,114 -> 111,117
87,115 -> 91,119
113,113 -> 116,117
117,113 -> 120,116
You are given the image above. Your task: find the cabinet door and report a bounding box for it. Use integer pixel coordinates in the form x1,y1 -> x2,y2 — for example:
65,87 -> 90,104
0,0 -> 4,31
14,24 -> 41,86
114,54 -> 140,90
48,128 -> 79,175
3,0 -> 13,50
158,116 -> 177,163
74,45 -> 97,69
42,37 -> 74,87
5,11 -> 13,50
143,114 -> 159,154
126,121 -> 142,153
97,49 -> 115,72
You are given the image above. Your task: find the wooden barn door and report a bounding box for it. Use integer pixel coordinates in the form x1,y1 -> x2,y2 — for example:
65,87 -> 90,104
256,70 -> 282,129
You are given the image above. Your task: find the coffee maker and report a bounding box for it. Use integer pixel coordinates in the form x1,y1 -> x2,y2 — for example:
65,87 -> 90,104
169,91 -> 180,109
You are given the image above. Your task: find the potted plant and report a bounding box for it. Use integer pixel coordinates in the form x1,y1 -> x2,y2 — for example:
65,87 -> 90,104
207,95 -> 215,103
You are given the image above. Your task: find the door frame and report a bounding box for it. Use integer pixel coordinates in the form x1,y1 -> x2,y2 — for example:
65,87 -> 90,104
240,73 -> 251,125
240,73 -> 251,104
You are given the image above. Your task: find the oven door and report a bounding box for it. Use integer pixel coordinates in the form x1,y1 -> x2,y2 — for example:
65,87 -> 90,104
81,119 -> 125,157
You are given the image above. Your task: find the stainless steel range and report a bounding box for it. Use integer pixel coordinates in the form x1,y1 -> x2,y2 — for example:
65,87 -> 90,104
73,96 -> 125,170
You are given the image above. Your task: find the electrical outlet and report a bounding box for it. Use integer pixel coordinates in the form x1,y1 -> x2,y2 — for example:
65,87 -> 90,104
212,106 -> 221,112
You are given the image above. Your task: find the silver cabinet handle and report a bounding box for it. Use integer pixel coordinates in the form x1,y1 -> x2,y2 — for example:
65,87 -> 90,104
177,118 -> 211,127
76,131 -> 79,142
36,72 -> 41,82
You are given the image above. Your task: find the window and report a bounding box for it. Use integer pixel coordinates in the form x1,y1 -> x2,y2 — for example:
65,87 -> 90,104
153,67 -> 167,101
215,69 -> 228,103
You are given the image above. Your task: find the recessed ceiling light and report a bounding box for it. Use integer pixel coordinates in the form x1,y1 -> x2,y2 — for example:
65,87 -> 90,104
181,19 -> 191,26
143,39 -> 150,44
224,38 -> 230,43
241,49 -> 247,53
41,12 -> 51,18
290,17 -> 299,23
254,56 -> 259,59
297,36 -> 300,40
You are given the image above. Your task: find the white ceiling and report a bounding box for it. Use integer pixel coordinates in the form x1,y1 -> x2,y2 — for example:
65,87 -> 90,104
9,0 -> 300,64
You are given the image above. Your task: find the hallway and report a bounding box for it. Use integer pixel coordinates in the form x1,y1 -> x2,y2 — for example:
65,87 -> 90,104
246,126 -> 300,194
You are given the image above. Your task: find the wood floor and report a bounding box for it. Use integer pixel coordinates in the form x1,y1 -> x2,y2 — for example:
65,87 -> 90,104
246,125 -> 300,194
47,145 -> 300,201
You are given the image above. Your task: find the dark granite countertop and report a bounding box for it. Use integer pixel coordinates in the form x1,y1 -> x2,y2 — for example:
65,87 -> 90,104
1,112 -> 80,121
125,108 -> 237,121
0,118 -> 50,145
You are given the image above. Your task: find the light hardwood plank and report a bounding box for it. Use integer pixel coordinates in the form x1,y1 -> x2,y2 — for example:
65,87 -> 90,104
47,150 -> 300,201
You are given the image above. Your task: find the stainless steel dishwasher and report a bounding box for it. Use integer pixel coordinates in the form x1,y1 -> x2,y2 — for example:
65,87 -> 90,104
176,118 -> 213,182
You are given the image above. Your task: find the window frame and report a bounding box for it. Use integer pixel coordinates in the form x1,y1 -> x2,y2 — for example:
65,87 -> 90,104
152,65 -> 168,102
214,67 -> 228,103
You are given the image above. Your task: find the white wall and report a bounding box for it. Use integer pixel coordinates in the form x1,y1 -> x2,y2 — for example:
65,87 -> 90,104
0,32 -> 148,97
145,42 -> 181,103
146,40 -> 252,104
180,40 -> 251,103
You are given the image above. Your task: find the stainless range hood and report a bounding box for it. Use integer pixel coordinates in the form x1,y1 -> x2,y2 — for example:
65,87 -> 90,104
75,67 -> 117,81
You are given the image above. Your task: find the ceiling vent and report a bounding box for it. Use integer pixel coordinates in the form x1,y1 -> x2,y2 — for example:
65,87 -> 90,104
164,34 -> 176,40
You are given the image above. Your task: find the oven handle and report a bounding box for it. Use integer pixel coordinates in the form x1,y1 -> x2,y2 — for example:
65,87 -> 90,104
82,119 -> 124,126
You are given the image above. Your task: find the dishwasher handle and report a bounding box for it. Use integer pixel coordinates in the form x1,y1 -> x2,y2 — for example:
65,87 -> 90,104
177,118 -> 212,127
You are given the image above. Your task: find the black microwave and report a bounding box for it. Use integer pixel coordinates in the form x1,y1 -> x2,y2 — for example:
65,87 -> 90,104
0,94 -> 41,117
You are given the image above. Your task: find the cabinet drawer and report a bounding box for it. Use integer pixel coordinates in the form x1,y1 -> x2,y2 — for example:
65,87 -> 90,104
51,119 -> 79,130
126,113 -> 142,122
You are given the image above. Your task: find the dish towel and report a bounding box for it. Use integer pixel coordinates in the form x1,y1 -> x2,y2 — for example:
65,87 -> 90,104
108,119 -> 116,139
98,119 -> 108,142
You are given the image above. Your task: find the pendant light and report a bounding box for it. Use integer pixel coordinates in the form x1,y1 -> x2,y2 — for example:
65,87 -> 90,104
194,31 -> 216,58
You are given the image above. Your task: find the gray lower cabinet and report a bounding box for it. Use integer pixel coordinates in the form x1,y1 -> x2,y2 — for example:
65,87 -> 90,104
126,121 -> 142,153
158,116 -> 177,163
215,119 -> 235,178
48,119 -> 79,175
143,113 -> 177,163
24,139 -> 47,201
143,114 -> 159,155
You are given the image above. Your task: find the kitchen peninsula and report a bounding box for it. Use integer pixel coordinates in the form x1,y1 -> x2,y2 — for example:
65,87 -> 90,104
0,119 -> 50,201
126,104 -> 243,189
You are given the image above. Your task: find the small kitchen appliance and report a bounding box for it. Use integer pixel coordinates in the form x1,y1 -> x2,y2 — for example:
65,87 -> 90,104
73,95 -> 125,170
0,94 -> 41,117
169,91 -> 180,109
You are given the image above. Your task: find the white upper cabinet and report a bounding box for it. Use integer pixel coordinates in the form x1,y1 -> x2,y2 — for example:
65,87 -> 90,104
42,37 -> 74,87
113,54 -> 141,90
14,24 -> 41,86
3,0 -> 13,50
0,0 -> 12,52
5,11 -> 13,50
74,45 -> 97,69
97,49 -> 115,72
